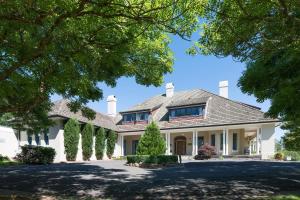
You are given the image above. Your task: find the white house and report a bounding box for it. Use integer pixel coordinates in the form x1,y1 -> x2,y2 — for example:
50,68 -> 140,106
0,81 -> 279,161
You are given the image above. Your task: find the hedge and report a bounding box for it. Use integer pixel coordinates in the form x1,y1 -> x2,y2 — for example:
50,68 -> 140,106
64,118 -> 80,161
82,123 -> 94,161
106,130 -> 117,159
16,145 -> 56,164
127,155 -> 178,165
95,127 -> 106,160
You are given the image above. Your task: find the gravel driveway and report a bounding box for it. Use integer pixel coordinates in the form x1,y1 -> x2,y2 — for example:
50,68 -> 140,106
0,160 -> 300,199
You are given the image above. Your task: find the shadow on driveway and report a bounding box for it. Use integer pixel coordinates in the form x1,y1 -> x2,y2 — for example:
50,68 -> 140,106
0,161 -> 300,199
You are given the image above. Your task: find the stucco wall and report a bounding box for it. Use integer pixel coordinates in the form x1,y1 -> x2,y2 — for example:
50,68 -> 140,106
261,124 -> 275,159
0,126 -> 19,158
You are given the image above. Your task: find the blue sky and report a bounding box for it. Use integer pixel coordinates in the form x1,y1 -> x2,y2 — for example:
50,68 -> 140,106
52,35 -> 283,139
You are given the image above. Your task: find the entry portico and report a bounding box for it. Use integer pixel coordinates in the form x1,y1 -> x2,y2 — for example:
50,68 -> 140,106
118,123 -> 275,159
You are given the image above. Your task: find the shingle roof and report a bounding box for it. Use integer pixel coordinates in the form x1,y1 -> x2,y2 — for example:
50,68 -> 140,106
121,94 -> 166,113
117,89 -> 278,132
48,99 -> 118,131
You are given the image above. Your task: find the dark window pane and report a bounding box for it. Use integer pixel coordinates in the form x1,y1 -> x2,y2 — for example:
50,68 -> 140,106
211,134 -> 215,146
198,136 -> 204,147
199,107 -> 203,116
220,133 -> 223,150
233,133 -> 237,151
186,108 -> 192,115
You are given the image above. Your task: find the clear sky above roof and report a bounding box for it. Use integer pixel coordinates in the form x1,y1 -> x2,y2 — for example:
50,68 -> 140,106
51,34 -> 283,139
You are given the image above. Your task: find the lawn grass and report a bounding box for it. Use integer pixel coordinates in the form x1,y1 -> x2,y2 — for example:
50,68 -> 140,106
270,195 -> 300,200
0,160 -> 21,167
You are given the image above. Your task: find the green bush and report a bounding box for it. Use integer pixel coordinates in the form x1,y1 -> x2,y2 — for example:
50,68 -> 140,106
16,145 -> 56,164
106,130 -> 117,159
127,155 -> 178,165
281,150 -> 300,161
137,122 -> 166,156
0,154 -> 9,162
82,123 -> 94,161
64,118 -> 80,161
95,127 -> 106,160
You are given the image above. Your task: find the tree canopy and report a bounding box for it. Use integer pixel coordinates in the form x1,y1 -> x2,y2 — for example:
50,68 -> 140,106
0,0 -> 204,130
193,0 -> 300,129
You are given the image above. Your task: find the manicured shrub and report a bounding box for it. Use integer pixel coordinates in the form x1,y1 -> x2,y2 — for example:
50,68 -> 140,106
274,152 -> 284,160
16,145 -> 56,164
82,123 -> 94,161
64,118 -> 80,161
95,127 -> 106,160
127,155 -> 178,165
137,122 -> 166,156
106,130 -> 117,159
0,154 -> 9,162
194,144 -> 216,160
281,150 -> 300,161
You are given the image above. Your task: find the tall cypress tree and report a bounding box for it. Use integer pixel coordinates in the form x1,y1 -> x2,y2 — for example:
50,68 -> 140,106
64,118 -> 80,161
106,130 -> 117,159
95,127 -> 106,160
137,122 -> 166,156
82,123 -> 94,161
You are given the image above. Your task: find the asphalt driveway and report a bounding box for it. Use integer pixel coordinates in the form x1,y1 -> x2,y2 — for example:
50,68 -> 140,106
0,160 -> 300,199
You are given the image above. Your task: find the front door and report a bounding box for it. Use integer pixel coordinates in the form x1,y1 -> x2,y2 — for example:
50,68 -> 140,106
176,141 -> 186,155
174,136 -> 186,155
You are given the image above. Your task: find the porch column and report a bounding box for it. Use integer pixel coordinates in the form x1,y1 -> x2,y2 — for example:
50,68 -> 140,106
222,129 -> 228,155
249,140 -> 252,155
226,128 -> 229,155
195,131 -> 198,155
165,132 -> 171,155
120,135 -> 124,156
192,130 -> 196,156
256,128 -> 260,155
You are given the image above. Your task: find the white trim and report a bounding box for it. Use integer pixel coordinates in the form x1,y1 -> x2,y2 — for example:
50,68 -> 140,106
225,129 -> 229,155
192,131 -> 196,156
195,131 -> 198,154
222,129 -> 226,155
204,97 -> 212,119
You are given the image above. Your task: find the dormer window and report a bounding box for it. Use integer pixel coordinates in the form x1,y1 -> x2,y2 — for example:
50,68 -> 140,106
123,112 -> 149,123
169,105 -> 205,119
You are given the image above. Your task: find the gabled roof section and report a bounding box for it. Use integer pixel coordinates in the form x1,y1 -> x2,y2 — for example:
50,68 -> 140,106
49,99 -> 118,131
167,96 -> 209,108
120,94 -> 166,113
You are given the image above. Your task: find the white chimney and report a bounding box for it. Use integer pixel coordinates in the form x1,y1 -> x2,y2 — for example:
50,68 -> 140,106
166,82 -> 174,97
107,95 -> 117,117
219,81 -> 228,98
